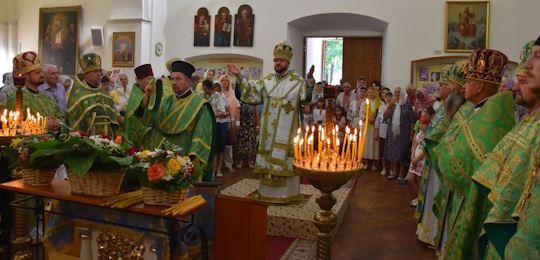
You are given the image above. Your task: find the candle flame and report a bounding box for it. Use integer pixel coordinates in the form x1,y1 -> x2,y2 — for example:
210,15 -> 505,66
298,128 -> 301,134
346,126 -> 350,134
359,120 -> 363,127
365,98 -> 370,105
300,138 -> 304,145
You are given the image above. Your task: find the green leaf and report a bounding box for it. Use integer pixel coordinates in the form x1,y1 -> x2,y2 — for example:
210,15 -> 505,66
28,146 -> 72,165
64,153 -> 97,176
106,156 -> 134,166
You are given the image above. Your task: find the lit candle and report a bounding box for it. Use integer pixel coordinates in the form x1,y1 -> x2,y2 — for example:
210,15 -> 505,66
336,138 -> 340,164
358,121 -> 362,162
332,128 -> 336,152
360,99 -> 370,161
304,126 -> 309,152
27,108 -> 30,119
352,135 -> 357,166
342,127 -> 350,159
345,134 -> 352,164
294,136 -> 299,162
326,138 -> 331,161
318,125 -> 322,156
300,138 -> 305,161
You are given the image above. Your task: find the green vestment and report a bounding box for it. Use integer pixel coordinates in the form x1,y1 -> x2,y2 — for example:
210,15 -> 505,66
504,148 -> 540,259
471,110 -> 540,259
140,81 -> 215,181
436,92 -> 515,259
66,75 -> 118,136
7,87 -> 64,122
123,83 -> 151,147
431,101 -> 475,249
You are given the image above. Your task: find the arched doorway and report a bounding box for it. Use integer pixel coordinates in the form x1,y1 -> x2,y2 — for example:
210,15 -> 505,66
287,13 -> 388,86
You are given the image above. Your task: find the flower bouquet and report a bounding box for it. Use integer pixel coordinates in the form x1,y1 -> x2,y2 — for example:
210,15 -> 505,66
5,135 -> 60,186
132,146 -> 195,205
30,133 -> 133,196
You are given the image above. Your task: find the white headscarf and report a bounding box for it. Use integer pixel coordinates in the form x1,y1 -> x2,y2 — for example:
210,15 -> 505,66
391,87 -> 408,136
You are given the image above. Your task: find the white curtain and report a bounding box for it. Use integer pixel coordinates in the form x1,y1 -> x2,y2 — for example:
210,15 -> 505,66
0,21 -> 17,79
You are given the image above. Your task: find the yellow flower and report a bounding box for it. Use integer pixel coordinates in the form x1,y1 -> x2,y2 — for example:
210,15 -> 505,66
166,158 -> 181,175
138,150 -> 150,158
10,138 -> 22,148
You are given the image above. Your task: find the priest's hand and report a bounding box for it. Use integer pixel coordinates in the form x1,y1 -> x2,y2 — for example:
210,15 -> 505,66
227,64 -> 241,76
307,65 -> 315,79
144,82 -> 155,97
46,118 -> 61,131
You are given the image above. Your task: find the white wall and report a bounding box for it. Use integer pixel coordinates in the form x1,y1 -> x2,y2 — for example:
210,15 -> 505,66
7,0 -> 540,86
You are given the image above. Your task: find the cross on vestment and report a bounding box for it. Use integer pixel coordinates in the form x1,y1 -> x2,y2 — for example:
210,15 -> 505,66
282,101 -> 295,114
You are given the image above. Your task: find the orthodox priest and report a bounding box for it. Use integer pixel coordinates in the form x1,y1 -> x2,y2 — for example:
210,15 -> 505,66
123,64 -> 154,147
435,49 -> 515,259
139,60 -> 214,181
228,42 -> 315,203
66,53 -> 118,136
7,51 -> 63,130
482,37 -> 540,259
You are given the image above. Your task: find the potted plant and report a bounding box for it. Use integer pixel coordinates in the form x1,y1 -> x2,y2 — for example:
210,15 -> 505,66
132,145 -> 195,205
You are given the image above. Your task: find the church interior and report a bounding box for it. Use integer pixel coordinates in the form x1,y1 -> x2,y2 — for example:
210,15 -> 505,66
0,0 -> 539,259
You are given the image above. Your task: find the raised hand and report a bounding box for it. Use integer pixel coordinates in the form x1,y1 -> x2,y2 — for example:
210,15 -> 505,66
308,65 -> 315,78
227,64 -> 240,76
144,81 -> 155,97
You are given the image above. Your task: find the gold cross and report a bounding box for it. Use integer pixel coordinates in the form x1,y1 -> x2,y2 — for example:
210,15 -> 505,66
282,101 -> 295,114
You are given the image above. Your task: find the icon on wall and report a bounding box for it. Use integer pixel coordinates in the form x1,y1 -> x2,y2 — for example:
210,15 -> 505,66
234,5 -> 254,47
112,32 -> 135,67
194,7 -> 211,47
38,6 -> 81,76
445,1 -> 490,52
214,7 -> 232,47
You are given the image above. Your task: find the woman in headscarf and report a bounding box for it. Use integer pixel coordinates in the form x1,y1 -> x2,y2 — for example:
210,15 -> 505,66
195,69 -> 216,95
220,74 -> 240,170
383,87 -> 417,183
414,87 -> 435,117
59,75 -> 73,99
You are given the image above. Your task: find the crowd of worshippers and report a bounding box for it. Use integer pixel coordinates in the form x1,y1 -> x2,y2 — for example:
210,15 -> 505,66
300,62 -> 522,202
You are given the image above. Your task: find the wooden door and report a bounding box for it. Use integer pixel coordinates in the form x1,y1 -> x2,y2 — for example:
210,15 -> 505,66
342,37 -> 382,86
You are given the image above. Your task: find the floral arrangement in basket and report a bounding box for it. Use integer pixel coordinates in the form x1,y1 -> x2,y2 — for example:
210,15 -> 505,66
5,135 -> 61,170
2,135 -> 63,185
131,144 -> 195,193
42,132 -> 134,176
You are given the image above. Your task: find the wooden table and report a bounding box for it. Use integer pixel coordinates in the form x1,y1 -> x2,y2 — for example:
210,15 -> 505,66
0,179 -> 208,260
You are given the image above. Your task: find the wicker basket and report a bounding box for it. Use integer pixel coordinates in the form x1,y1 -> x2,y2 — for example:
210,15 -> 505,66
142,187 -> 188,206
21,168 -> 55,186
67,170 -> 125,197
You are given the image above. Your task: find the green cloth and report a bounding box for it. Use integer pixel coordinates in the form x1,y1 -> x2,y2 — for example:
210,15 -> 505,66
7,87 -> 64,121
435,92 -> 515,259
504,149 -> 540,259
432,102 -> 474,225
140,80 -> 215,181
471,110 -> 540,259
122,83 -> 151,147
66,75 -> 118,136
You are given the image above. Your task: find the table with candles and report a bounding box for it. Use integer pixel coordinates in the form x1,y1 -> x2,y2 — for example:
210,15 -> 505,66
293,99 -> 371,260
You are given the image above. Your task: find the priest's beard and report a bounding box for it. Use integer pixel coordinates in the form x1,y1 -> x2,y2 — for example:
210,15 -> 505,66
444,91 -> 466,121
274,64 -> 289,75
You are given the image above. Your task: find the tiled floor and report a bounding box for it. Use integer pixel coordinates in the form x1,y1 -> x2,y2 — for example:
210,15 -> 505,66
216,167 -> 436,260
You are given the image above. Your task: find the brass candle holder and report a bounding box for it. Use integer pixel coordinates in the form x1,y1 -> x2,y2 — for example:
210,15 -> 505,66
294,164 -> 360,260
